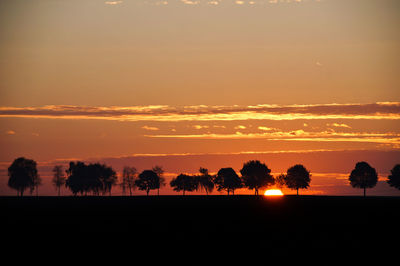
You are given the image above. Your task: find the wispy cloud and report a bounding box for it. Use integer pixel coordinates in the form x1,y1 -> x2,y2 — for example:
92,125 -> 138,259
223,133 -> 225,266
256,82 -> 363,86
327,123 -> 351,129
142,125 -> 160,131
181,0 -> 200,5
0,102 -> 399,122
193,125 -> 209,129
258,126 -> 277,131
105,1 -> 123,5
145,130 -> 400,146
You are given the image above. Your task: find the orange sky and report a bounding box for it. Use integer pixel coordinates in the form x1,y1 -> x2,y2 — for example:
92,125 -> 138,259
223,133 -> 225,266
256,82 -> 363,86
0,0 -> 399,195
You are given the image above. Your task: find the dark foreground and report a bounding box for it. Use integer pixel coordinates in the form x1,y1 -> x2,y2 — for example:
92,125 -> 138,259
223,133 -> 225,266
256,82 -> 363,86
1,195 -> 400,261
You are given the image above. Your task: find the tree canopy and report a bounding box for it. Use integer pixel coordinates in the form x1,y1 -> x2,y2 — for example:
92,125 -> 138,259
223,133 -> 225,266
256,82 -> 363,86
8,157 -> 39,196
387,164 -> 400,190
196,167 -> 214,195
135,170 -> 160,196
214,167 -> 242,195
170,174 -> 198,195
240,160 -> 274,195
65,162 -> 117,196
349,161 -> 378,196
284,164 -> 311,195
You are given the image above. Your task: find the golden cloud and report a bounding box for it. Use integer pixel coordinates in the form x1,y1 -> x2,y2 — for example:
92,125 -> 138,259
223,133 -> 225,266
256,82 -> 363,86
0,102 -> 399,122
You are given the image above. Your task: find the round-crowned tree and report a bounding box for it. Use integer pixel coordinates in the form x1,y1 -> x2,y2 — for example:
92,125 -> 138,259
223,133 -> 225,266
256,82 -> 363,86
387,164 -> 400,191
349,161 -> 378,197
214,167 -> 242,195
240,160 -> 274,195
284,164 -> 311,195
135,170 -> 160,196
170,173 -> 198,195
8,157 -> 38,196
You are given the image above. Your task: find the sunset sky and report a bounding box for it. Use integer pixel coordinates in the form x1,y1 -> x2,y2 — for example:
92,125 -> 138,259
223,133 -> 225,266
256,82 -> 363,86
0,0 -> 399,195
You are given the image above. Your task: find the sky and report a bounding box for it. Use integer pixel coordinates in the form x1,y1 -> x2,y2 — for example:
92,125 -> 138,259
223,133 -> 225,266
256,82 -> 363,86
0,0 -> 399,196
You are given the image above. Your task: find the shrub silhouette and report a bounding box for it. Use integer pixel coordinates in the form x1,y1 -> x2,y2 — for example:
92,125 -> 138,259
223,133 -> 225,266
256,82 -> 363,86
170,173 -> 198,195
214,167 -> 242,195
349,161 -> 378,197
135,170 -> 159,196
284,164 -> 311,195
387,164 -> 400,190
240,160 -> 274,195
8,157 -> 39,196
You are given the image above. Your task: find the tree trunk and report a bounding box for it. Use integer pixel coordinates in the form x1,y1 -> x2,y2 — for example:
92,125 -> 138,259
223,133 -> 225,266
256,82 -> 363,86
129,186 -> 132,196
297,188 -> 299,196
58,186 -> 61,197
146,189 -> 149,196
364,187 -> 366,197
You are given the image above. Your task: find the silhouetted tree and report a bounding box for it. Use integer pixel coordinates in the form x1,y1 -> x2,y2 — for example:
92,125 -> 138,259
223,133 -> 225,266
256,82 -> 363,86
121,166 -> 137,196
387,164 -> 400,190
8,157 -> 38,196
135,170 -> 159,196
170,174 -> 198,195
214,167 -> 242,195
284,164 -> 311,195
52,165 -> 65,196
349,161 -> 378,197
274,174 -> 286,191
66,161 -> 88,195
240,160 -> 274,195
65,161 -> 116,196
95,163 -> 117,196
152,165 -> 166,196
196,167 -> 214,195
30,173 -> 42,196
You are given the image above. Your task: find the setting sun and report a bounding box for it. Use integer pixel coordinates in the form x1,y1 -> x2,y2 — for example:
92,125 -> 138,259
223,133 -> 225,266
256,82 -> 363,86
264,189 -> 284,196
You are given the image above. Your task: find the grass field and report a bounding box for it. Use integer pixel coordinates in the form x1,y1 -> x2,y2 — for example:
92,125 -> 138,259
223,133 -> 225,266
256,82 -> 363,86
1,195 -> 399,261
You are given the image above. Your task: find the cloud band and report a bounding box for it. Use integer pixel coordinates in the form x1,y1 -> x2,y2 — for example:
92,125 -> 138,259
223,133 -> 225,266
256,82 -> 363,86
0,102 -> 399,122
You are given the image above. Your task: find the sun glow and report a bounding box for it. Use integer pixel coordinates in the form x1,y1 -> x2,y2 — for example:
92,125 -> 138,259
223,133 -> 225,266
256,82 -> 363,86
264,189 -> 284,196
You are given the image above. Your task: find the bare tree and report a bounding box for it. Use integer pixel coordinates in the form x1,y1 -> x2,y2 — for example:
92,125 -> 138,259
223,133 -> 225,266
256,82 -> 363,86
197,167 -> 214,195
121,166 -> 137,196
274,174 -> 286,191
52,165 -> 66,196
152,165 -> 166,196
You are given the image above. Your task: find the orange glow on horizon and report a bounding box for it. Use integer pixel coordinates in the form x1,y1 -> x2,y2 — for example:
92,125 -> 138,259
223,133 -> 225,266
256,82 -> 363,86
264,189 -> 284,196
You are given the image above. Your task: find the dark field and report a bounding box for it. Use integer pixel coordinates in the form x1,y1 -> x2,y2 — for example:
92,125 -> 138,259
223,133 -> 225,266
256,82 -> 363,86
1,195 -> 400,261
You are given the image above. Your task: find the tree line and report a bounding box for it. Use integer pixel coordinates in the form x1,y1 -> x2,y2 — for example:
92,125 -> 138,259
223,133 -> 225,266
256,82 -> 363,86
6,157 -> 400,196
